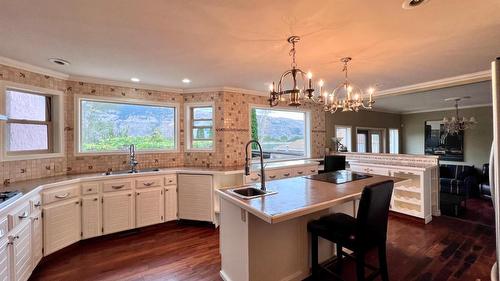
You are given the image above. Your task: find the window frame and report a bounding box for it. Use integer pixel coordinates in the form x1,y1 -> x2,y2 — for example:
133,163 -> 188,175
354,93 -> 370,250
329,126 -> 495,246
355,126 -> 387,153
334,125 -> 352,152
75,95 -> 180,156
0,81 -> 64,161
185,102 -> 215,152
248,104 -> 312,162
389,128 -> 400,154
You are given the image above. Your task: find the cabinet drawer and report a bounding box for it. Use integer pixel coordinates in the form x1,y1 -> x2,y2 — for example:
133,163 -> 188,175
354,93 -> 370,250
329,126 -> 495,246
30,194 -> 42,213
266,170 -> 280,181
43,185 -> 80,205
164,174 -> 177,186
244,173 -> 261,184
102,180 -> 132,192
8,203 -> 31,231
0,218 -> 7,240
82,182 -> 100,195
136,176 -> 163,189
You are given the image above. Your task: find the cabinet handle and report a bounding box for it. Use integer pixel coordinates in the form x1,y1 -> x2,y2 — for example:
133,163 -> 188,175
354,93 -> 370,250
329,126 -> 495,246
143,182 -> 154,187
112,185 -> 125,189
137,192 -> 140,195
250,177 -> 259,181
34,202 -> 41,208
31,217 -> 39,221
93,198 -> 98,201
297,171 -> 304,175
311,169 -> 316,173
168,179 -> 173,183
87,188 -> 93,192
75,201 -> 80,205
55,192 -> 69,199
283,173 -> 290,177
269,175 -> 277,179
18,212 -> 29,219
128,194 -> 132,197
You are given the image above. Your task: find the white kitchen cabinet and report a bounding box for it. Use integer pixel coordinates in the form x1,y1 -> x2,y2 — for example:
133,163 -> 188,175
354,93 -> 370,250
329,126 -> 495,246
136,188 -> 164,227
43,198 -> 81,255
81,196 -> 101,239
30,212 -> 43,268
102,192 -> 134,235
164,186 -> 177,222
0,238 -> 10,281
178,174 -> 213,222
10,220 -> 32,281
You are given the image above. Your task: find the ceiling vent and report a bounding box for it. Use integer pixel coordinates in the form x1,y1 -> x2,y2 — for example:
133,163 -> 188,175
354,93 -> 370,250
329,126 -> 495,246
402,0 -> 430,9
48,58 -> 70,66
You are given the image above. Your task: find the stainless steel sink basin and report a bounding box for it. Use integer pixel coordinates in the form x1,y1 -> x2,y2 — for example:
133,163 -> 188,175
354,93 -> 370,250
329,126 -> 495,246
104,168 -> 160,175
228,186 -> 277,199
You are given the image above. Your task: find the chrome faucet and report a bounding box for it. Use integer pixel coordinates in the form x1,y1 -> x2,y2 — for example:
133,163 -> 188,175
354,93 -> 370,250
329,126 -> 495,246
129,144 -> 139,173
244,140 -> 266,190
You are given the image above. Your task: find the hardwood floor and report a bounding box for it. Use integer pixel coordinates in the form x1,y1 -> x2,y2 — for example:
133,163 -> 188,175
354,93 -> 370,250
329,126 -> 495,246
29,215 -> 495,281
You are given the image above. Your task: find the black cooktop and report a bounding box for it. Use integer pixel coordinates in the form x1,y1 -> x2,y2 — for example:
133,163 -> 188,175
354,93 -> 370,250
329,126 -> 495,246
0,191 -> 22,208
306,170 -> 372,184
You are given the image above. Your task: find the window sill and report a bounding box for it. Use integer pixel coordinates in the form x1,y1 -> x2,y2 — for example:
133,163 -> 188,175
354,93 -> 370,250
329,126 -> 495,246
185,148 -> 215,153
1,152 -> 65,162
74,149 -> 180,157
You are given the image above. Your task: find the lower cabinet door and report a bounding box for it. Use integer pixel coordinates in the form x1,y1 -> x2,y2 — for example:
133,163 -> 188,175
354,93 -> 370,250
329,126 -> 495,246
11,220 -> 32,281
102,192 -> 134,235
164,186 -> 178,222
136,188 -> 164,228
30,211 -> 43,268
43,198 -> 81,256
82,196 -> 101,239
0,238 -> 10,281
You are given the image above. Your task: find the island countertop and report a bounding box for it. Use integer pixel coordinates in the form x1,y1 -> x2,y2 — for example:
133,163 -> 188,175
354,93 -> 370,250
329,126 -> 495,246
216,174 -> 408,224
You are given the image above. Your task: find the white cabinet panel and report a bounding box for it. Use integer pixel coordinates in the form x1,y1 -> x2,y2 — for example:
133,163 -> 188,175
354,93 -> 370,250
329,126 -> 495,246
43,198 -> 81,255
136,188 -> 164,227
30,212 -> 42,268
164,186 -> 177,222
11,220 -> 31,281
178,174 -> 213,222
0,239 -> 10,281
82,196 -> 101,239
102,192 -> 134,235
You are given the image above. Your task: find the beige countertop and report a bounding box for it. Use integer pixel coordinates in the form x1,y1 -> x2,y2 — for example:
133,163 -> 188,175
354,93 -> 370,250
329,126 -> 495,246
216,174 -> 408,224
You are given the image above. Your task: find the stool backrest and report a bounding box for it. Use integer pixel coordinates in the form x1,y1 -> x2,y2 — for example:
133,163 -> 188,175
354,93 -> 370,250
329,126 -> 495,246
356,180 -> 394,244
324,155 -> 346,173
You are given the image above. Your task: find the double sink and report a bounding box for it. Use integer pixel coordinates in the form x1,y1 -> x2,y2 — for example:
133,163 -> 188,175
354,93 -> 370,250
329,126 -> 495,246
104,168 -> 160,176
228,186 -> 277,199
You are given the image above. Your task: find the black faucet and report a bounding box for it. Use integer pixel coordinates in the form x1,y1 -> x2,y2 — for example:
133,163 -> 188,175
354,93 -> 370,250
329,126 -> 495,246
244,140 -> 266,190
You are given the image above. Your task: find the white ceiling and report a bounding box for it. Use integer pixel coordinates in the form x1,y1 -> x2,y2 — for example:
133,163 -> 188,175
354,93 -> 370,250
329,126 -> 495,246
0,0 -> 499,110
375,81 -> 492,114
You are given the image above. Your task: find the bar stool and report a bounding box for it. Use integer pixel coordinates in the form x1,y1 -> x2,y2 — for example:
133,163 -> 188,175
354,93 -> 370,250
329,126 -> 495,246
307,180 -> 394,281
322,155 -> 346,174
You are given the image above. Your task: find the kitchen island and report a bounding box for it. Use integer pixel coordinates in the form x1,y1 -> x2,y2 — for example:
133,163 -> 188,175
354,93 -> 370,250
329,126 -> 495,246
216,173 -> 408,281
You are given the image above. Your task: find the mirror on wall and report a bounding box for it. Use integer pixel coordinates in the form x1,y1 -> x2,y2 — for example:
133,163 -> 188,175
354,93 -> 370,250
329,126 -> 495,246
355,128 -> 385,153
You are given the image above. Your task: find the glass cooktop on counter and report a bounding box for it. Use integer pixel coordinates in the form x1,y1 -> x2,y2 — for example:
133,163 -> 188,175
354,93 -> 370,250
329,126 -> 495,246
306,170 -> 372,184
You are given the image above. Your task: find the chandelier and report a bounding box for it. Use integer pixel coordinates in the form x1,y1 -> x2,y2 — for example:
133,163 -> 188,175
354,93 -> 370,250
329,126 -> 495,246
442,97 -> 477,137
268,36 -> 324,107
324,57 -> 375,113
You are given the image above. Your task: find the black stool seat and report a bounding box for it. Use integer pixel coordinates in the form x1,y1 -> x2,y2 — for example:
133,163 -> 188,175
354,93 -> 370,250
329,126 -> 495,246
308,180 -> 394,281
308,213 -> 357,248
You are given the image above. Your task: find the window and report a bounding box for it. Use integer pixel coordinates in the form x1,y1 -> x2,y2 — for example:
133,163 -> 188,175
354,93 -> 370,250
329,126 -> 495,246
78,98 -> 177,153
186,104 -> 214,150
335,126 -> 352,152
6,89 -> 51,153
250,107 -> 310,160
371,134 -> 380,153
389,128 -> 399,154
357,133 -> 367,153
1,82 -> 64,161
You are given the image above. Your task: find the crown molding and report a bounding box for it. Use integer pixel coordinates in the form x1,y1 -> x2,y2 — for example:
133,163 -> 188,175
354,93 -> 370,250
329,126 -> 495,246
401,103 -> 492,115
376,70 -> 492,97
0,56 -> 69,80
68,75 -> 184,93
183,86 -> 268,96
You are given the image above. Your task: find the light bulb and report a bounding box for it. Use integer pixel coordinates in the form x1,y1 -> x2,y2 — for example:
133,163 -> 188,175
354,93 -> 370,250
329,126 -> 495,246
307,71 -> 313,79
268,83 -> 274,91
318,80 -> 324,87
368,87 -> 375,94
347,85 -> 353,92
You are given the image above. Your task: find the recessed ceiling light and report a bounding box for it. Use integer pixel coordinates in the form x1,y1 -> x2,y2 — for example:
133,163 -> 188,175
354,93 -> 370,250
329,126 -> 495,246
182,78 -> 191,84
130,77 -> 140,82
402,0 -> 430,9
48,58 -> 70,66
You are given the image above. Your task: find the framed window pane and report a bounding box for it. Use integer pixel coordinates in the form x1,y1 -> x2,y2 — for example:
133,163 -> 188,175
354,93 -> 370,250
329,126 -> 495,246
192,140 -> 213,149
389,129 -> 399,154
357,134 -> 366,153
335,126 -> 351,152
192,128 -> 213,140
371,134 -> 380,153
251,108 -> 308,159
193,120 -> 213,127
6,89 -> 47,121
8,123 -> 49,151
80,100 -> 176,152
193,107 -> 213,119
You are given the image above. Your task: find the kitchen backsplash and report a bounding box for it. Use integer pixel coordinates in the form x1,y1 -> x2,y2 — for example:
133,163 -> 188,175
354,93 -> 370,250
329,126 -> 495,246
0,63 -> 326,185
